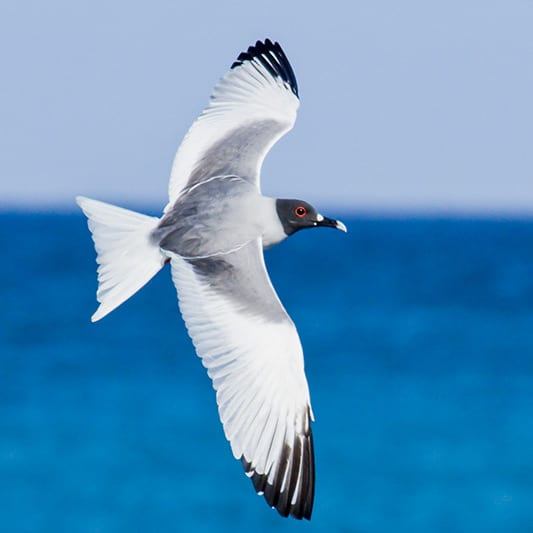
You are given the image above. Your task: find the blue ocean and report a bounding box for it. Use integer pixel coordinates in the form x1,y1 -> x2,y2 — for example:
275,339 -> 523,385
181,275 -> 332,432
1,212 -> 532,532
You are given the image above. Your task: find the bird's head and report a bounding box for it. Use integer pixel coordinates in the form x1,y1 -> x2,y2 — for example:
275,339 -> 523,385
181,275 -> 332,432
276,199 -> 347,236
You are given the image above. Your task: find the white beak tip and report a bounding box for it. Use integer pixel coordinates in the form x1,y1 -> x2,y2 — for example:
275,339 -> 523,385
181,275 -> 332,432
336,220 -> 348,233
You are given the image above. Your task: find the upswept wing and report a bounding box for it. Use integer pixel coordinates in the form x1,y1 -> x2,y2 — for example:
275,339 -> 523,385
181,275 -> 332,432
165,39 -> 300,211
168,240 -> 314,519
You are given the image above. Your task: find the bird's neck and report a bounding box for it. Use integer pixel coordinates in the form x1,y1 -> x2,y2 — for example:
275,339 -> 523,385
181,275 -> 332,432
259,196 -> 288,249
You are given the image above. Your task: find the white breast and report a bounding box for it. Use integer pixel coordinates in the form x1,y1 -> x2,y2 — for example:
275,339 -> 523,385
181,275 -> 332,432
257,197 -> 287,249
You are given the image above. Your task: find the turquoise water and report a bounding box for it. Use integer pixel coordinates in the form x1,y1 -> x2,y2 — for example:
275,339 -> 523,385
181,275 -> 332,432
1,213 -> 532,531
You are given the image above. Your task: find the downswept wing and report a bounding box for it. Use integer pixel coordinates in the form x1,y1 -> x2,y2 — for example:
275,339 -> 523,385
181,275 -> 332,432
168,240 -> 315,519
165,39 -> 300,211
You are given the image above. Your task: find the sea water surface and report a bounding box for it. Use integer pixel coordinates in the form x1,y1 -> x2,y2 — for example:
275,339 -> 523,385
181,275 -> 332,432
1,213 -> 532,532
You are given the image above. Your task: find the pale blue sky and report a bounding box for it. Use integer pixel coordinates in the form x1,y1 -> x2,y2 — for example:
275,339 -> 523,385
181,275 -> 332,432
1,0 -> 532,213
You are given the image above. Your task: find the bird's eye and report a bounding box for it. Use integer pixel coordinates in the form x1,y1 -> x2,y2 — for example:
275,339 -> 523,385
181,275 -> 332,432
294,206 -> 307,218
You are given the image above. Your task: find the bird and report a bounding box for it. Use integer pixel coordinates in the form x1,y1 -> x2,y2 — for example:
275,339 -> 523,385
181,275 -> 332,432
77,39 -> 346,520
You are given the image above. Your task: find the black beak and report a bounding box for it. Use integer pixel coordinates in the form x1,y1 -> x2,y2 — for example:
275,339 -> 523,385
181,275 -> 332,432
316,215 -> 348,232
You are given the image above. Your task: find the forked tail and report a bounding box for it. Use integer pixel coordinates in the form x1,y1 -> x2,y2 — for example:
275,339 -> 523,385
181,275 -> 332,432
76,196 -> 166,322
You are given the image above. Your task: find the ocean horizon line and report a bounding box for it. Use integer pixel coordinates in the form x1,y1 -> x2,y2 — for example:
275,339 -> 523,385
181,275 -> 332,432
2,200 -> 533,221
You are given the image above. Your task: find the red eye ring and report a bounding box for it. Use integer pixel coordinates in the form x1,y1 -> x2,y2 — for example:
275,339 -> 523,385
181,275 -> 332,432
294,206 -> 307,218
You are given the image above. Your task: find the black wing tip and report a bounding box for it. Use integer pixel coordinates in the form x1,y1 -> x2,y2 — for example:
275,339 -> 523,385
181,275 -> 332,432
230,39 -> 299,97
240,427 -> 315,520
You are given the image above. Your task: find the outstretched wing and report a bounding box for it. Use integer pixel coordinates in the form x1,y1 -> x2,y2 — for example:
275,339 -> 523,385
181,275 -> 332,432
165,39 -> 300,211
168,239 -> 315,520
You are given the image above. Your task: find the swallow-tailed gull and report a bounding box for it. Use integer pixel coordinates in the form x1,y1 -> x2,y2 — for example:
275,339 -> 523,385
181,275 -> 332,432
77,39 -> 346,520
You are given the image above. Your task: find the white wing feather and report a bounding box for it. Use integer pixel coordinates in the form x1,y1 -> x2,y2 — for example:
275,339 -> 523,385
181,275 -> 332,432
165,41 -> 299,210
169,245 -> 314,518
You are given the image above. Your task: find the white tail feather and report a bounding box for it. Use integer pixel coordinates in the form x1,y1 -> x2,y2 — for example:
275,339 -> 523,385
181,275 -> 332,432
76,196 -> 166,322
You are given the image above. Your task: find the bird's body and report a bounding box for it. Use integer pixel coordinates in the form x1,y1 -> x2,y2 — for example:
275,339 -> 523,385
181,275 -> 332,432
153,176 -> 285,256
77,39 -> 345,520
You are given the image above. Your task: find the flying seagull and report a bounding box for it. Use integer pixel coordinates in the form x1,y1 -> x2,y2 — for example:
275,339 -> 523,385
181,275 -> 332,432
77,39 -> 346,520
